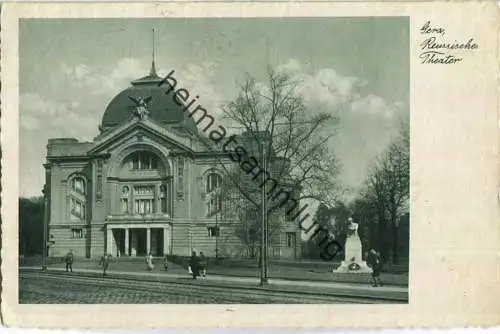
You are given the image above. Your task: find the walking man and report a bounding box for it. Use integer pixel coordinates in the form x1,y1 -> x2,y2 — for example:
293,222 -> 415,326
99,253 -> 110,277
367,249 -> 383,287
199,251 -> 207,279
65,249 -> 74,272
189,251 -> 200,280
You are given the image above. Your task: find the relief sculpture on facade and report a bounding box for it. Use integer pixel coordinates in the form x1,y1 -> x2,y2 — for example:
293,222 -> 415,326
96,159 -> 103,202
176,155 -> 185,201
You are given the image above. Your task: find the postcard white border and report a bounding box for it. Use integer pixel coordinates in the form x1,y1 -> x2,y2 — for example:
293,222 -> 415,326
2,1 -> 500,328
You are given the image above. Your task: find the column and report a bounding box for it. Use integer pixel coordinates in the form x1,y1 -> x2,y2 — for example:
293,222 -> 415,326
163,227 -> 169,256
156,183 -> 161,213
106,227 -> 113,255
131,230 -> 137,256
124,228 -> 129,256
146,228 -> 151,255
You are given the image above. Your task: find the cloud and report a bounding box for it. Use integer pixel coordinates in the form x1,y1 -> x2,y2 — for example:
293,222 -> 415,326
350,94 -> 396,119
20,114 -> 40,130
20,92 -> 67,117
276,59 -> 396,121
20,58 -> 226,196
19,56 -> 406,201
20,92 -> 98,140
272,59 -> 406,201
171,61 -> 223,116
60,58 -> 146,97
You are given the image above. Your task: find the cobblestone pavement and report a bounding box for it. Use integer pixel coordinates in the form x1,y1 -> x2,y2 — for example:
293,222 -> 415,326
20,271 -> 381,304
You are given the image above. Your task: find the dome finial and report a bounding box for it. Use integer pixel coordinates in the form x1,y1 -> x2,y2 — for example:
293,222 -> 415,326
130,28 -> 161,85
149,28 -> 158,76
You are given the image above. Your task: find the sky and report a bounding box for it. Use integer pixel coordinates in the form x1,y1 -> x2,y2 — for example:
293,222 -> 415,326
19,17 -> 409,202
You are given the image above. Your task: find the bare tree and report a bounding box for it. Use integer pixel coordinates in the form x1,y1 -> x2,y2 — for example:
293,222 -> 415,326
362,120 -> 410,264
213,68 -> 340,253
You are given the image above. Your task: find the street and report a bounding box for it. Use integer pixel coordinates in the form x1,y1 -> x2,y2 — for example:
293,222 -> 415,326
19,270 -> 401,304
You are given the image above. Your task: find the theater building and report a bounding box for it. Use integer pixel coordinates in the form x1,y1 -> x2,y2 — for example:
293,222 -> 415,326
43,62 -> 302,259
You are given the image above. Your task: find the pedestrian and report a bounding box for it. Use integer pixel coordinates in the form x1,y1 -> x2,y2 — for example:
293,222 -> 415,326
146,252 -> 154,271
99,253 -> 110,277
199,251 -> 208,279
367,249 -> 383,287
189,251 -> 200,280
65,249 -> 74,272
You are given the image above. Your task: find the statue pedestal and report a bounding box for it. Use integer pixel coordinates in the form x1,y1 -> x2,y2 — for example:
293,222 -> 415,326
335,259 -> 372,273
334,223 -> 372,274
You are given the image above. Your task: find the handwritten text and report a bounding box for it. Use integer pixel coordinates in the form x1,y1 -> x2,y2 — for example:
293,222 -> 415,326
418,21 -> 479,65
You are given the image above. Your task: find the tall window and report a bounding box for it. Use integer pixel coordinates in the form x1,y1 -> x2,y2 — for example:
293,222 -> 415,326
286,232 -> 296,248
70,176 -> 86,221
133,185 -> 155,214
206,172 -> 222,216
120,186 -> 130,214
127,151 -> 159,170
160,184 -> 169,214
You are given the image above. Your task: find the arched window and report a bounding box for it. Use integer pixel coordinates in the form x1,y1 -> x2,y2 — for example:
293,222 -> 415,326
70,176 -> 86,221
126,151 -> 159,170
206,172 -> 223,216
206,173 -> 222,193
71,177 -> 85,195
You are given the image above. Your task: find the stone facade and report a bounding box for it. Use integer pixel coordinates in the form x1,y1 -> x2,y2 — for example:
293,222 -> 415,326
44,67 -> 302,259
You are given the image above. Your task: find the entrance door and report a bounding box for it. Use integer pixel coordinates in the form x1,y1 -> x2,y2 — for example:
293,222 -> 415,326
155,228 -> 164,256
136,229 -> 147,256
112,229 -> 125,257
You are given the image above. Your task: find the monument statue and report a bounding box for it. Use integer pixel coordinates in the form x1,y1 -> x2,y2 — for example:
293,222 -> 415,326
348,219 -> 359,236
129,96 -> 152,120
334,217 -> 372,273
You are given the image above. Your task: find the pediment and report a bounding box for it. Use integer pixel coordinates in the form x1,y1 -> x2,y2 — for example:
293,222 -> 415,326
88,118 -> 194,156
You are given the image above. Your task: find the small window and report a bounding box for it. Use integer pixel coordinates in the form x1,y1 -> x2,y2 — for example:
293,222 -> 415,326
207,226 -> 220,237
286,232 -> 296,248
71,228 -> 83,239
134,199 -> 154,214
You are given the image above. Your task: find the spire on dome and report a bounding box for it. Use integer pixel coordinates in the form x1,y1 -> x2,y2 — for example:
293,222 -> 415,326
149,28 -> 158,77
131,28 -> 161,85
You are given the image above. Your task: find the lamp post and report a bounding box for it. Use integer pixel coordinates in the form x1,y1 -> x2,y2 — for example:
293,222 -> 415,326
215,193 -> 219,264
260,138 -> 269,286
41,185 -> 49,272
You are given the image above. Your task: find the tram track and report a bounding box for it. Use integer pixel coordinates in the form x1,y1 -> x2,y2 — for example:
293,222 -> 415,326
20,271 -> 405,304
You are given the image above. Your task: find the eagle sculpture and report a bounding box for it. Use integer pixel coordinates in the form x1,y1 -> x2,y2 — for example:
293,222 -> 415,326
128,96 -> 152,120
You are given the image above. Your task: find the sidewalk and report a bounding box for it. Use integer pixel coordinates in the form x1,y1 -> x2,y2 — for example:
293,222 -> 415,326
20,265 -> 408,302
28,258 -> 408,286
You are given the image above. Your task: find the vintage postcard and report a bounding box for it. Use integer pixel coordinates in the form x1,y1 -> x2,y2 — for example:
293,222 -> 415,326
1,1 -> 500,329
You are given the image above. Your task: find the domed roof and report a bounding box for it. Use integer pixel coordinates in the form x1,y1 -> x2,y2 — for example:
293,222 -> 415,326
100,62 -> 198,134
